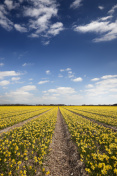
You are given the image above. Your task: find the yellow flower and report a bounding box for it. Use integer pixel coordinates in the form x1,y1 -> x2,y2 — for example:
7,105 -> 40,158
46,171 -> 50,175
114,168 -> 117,174
85,168 -> 91,173
24,157 -> 28,161
29,165 -> 32,169
42,167 -> 45,172
8,171 -> 12,175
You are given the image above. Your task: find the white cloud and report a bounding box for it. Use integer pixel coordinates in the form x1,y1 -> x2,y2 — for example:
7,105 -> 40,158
28,33 -> 39,38
22,63 -> 27,67
22,63 -> 33,66
0,80 -> 10,86
0,5 -> 13,31
0,0 -> 63,43
98,6 -> 104,10
72,77 -> 83,82
4,0 -> 19,10
86,76 -> 117,97
23,0 -> 64,40
60,69 -> 64,72
0,71 -> 21,79
68,74 -> 74,78
66,68 -> 71,71
108,4 -> 117,14
29,78 -> 33,81
20,85 -> 36,91
70,0 -> 83,9
42,91 -> 47,93
42,41 -> 50,45
68,71 -> 72,74
48,87 -> 76,94
48,22 -> 64,36
91,78 -> 100,81
86,84 -> 94,88
100,16 -> 112,21
11,77 -> 20,81
0,63 -> 4,66
46,70 -> 50,75
5,85 -> 36,103
14,24 -> 28,33
101,75 -> 117,79
58,74 -> 63,78
74,13 -> 117,42
68,70 -> 74,78
38,80 -> 49,84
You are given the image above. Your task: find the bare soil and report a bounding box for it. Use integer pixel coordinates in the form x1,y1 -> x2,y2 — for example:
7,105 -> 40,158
66,109 -> 117,132
0,109 -> 51,135
44,108 -> 88,176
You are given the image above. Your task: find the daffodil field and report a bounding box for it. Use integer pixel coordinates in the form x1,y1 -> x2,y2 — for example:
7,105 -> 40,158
0,105 -> 117,176
0,107 -> 57,176
0,106 -> 52,129
60,107 -> 117,176
65,106 -> 117,127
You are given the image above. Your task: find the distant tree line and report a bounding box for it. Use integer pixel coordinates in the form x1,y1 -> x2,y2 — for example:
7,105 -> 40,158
0,103 -> 117,106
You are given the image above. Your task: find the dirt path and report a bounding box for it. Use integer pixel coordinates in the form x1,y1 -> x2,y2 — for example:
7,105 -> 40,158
65,109 -> 117,132
0,109 -> 51,135
45,108 -> 88,176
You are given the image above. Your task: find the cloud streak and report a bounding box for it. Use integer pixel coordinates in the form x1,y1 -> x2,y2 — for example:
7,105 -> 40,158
73,4 -> 117,42
70,0 -> 83,9
0,71 -> 21,79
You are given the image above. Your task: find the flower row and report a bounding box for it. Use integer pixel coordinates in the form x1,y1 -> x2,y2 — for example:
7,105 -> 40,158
60,107 -> 117,176
0,106 -> 52,129
0,107 -> 58,176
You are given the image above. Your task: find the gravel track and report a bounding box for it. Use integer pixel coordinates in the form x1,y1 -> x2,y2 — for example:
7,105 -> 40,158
45,108 -> 88,176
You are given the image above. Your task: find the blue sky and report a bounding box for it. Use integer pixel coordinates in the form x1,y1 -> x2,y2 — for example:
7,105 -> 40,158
0,0 -> 117,105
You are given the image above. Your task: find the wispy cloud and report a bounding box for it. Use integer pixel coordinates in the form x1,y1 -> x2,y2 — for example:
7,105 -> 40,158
42,41 -> 50,45
70,0 -> 83,9
73,5 -> 117,42
58,74 -> 63,78
66,68 -> 71,71
0,0 -> 64,44
86,84 -> 94,88
4,0 -> 19,10
60,69 -> 64,72
19,85 -> 36,91
108,4 -> 117,14
0,80 -> 10,86
72,77 -> 83,82
91,78 -> 100,81
0,71 -> 21,79
22,63 -> 33,67
23,0 -> 64,42
38,80 -> 49,85
46,70 -> 50,75
98,6 -> 104,10
14,24 -> 28,33
48,22 -> 64,36
0,63 -> 4,66
5,85 -> 36,103
11,77 -> 21,81
86,75 -> 117,97
101,75 -> 117,79
47,87 -> 76,94
0,4 -> 13,31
